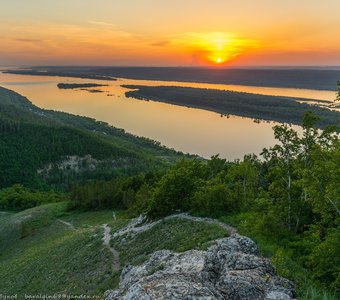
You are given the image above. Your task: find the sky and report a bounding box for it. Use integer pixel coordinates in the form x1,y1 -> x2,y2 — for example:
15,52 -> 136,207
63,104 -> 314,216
1,0 -> 340,67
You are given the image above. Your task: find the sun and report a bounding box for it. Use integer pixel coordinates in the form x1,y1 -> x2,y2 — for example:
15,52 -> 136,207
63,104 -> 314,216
175,32 -> 259,66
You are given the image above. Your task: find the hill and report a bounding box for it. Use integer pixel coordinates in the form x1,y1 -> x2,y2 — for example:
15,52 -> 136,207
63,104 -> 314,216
0,204 -> 229,297
0,86 -> 182,189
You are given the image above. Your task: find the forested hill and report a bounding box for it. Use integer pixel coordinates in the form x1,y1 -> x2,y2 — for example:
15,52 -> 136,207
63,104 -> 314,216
0,86 -> 182,189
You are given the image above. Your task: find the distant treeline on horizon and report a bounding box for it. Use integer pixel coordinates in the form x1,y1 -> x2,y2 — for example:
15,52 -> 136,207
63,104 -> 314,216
5,66 -> 340,90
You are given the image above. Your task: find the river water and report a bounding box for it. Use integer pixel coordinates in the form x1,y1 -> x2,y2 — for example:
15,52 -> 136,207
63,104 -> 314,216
0,71 -> 334,159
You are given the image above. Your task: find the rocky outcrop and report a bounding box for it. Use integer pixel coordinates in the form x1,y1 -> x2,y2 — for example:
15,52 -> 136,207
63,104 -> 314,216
104,235 -> 296,300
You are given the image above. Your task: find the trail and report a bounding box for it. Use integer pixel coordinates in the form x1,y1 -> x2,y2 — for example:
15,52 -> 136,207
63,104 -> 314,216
102,224 -> 120,272
102,212 -> 236,273
177,214 -> 238,235
57,219 -> 75,230
112,213 -> 238,240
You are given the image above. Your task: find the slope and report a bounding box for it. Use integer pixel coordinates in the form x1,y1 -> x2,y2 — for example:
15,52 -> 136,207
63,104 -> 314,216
0,86 -> 182,189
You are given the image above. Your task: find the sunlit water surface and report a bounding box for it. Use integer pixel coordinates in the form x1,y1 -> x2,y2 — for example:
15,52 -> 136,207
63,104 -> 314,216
1,71 -> 333,159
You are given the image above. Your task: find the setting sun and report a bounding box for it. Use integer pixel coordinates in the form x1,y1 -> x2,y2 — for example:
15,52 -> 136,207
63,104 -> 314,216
173,32 -> 260,65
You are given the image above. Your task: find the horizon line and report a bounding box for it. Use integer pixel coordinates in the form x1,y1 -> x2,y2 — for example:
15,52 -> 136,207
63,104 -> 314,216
3,65 -> 340,70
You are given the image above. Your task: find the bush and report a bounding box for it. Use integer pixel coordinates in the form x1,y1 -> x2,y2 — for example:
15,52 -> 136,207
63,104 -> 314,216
192,183 -> 233,216
0,184 -> 67,211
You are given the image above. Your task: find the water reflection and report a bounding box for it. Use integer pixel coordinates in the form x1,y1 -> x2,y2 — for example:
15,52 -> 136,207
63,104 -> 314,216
1,72 -> 308,159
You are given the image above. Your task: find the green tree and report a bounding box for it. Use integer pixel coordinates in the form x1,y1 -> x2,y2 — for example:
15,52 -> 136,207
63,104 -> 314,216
262,124 -> 301,231
147,159 -> 203,218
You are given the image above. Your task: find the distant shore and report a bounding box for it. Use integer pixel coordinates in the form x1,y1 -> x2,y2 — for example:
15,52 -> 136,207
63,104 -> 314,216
4,66 -> 340,90
4,69 -> 116,81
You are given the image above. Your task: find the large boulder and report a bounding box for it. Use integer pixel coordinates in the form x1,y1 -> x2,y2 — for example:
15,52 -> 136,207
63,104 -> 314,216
105,235 -> 296,300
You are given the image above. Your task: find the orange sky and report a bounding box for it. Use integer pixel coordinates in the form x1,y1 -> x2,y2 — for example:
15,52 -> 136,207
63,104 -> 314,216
1,0 -> 340,67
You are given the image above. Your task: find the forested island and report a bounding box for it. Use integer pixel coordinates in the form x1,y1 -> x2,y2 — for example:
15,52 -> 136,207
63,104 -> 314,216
124,85 -> 340,128
57,83 -> 108,89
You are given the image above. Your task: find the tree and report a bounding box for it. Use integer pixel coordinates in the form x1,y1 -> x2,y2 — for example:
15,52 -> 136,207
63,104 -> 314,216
147,159 -> 203,218
261,124 -> 301,231
336,81 -> 340,102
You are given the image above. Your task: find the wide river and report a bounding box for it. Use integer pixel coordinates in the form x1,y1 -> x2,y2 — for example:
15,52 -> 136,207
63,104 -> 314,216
0,71 -> 335,160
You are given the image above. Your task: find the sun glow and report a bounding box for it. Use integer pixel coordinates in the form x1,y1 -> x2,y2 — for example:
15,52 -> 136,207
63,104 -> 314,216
174,32 -> 260,65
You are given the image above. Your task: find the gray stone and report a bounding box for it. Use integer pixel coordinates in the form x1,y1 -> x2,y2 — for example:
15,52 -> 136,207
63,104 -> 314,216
105,235 -> 296,300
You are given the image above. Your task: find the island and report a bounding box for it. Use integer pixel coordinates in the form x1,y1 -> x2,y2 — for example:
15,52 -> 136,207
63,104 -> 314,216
123,85 -> 339,128
57,83 -> 108,89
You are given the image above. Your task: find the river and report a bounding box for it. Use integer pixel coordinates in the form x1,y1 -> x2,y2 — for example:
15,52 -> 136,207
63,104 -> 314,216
1,71 -> 334,159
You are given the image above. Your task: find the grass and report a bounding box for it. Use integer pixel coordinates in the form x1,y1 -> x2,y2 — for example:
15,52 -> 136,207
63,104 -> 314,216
219,212 -> 339,300
0,204 -> 125,297
0,206 -> 227,296
111,217 -> 228,267
9,205 -> 331,298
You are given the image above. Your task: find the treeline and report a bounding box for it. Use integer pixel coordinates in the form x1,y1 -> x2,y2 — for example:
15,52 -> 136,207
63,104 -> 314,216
124,85 -> 340,128
57,83 -> 108,89
6,67 -> 340,90
69,112 -> 339,291
69,171 -> 163,210
0,184 -> 67,211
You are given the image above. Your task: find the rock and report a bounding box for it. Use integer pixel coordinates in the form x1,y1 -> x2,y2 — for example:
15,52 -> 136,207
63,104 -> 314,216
105,235 -> 296,300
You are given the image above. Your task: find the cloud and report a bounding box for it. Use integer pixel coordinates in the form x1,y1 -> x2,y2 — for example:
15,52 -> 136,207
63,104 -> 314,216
88,20 -> 117,28
150,41 -> 170,47
14,38 -> 42,43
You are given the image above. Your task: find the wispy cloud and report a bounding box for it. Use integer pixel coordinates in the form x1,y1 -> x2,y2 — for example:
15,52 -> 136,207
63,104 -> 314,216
14,38 -> 42,43
88,20 -> 117,28
150,41 -> 170,47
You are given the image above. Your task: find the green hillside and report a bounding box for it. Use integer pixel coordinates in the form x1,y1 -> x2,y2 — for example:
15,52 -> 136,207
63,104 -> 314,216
0,204 -> 226,297
0,86 -> 182,189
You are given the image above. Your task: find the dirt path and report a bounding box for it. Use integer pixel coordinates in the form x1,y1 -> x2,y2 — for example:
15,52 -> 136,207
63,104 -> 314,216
178,214 -> 238,235
102,224 -> 120,272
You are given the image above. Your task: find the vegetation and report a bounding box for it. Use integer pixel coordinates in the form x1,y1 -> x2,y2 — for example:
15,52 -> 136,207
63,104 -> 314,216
70,111 -> 339,297
0,203 -> 227,296
4,68 -> 115,81
112,218 -> 227,267
69,171 -> 164,211
57,83 -> 108,89
337,81 -> 340,101
0,86 -> 182,189
124,85 -> 340,127
0,203 -> 120,297
1,84 -> 338,298
6,66 -> 340,90
0,184 -> 67,211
